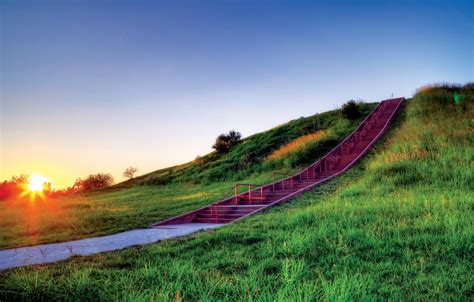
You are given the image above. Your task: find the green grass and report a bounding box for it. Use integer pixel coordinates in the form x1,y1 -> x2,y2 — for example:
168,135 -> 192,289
1,89 -> 472,300
0,173 -> 274,250
0,105 -> 370,250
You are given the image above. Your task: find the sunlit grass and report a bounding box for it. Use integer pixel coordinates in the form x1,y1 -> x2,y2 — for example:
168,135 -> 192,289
266,129 -> 332,161
0,173 -> 274,250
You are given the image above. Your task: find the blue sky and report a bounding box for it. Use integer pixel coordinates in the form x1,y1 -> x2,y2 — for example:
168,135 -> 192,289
1,0 -> 472,188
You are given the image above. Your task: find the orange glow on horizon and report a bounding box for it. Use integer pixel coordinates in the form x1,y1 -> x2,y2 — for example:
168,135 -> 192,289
17,174 -> 53,201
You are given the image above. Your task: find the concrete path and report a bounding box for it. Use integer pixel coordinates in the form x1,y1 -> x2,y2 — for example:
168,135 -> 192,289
0,223 -> 222,271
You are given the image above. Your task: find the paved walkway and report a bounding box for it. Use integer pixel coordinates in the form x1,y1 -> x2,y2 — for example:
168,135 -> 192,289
0,223 -> 222,271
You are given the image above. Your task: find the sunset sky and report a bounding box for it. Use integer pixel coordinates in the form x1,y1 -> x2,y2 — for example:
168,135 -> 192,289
1,0 -> 472,188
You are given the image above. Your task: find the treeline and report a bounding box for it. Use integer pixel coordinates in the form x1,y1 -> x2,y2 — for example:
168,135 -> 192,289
0,175 -> 31,200
0,173 -> 115,200
0,166 -> 141,201
50,173 -> 115,198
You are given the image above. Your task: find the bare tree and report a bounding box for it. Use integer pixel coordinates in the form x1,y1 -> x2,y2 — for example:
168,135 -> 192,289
123,167 -> 139,179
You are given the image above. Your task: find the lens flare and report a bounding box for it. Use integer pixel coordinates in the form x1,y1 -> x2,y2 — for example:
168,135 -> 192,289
27,174 -> 49,192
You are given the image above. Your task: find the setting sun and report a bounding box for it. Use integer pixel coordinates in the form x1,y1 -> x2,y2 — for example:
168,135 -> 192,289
27,174 -> 49,192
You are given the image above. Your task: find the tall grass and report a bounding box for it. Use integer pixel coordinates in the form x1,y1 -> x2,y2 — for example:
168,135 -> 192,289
267,129 -> 332,161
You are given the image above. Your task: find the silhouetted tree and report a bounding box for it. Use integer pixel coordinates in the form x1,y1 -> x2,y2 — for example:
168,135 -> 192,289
74,173 -> 114,192
42,182 -> 52,195
342,100 -> 362,120
0,174 -> 30,200
212,130 -> 242,153
123,167 -> 138,179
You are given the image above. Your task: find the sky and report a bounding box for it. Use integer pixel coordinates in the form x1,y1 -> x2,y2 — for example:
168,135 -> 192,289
1,0 -> 473,188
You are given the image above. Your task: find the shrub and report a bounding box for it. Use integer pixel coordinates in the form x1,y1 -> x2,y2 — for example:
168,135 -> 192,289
342,100 -> 362,120
415,82 -> 473,110
212,130 -> 242,153
75,173 -> 114,192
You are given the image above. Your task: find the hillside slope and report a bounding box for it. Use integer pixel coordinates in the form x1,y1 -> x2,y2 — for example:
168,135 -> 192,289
0,104 -> 373,250
120,104 -> 376,186
1,85 -> 472,300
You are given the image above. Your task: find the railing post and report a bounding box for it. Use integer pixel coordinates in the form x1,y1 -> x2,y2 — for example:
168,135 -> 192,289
248,185 -> 252,205
235,184 -> 239,205
272,173 -> 275,191
249,185 -> 252,204
291,177 -> 294,190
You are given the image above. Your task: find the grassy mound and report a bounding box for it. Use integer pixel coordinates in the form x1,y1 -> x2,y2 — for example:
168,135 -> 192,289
0,104 -> 372,250
1,86 -> 472,300
122,104 -> 374,186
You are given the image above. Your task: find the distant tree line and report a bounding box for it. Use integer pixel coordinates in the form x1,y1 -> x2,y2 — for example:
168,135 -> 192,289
48,173 -> 115,198
1,165 -> 142,201
0,174 -> 29,200
74,173 -> 114,191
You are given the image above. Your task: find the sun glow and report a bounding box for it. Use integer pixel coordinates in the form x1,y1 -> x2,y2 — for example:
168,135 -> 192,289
27,174 -> 49,192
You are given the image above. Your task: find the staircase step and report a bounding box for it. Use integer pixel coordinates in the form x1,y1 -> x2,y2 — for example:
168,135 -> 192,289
238,195 -> 267,200
195,213 -> 248,219
193,217 -> 238,223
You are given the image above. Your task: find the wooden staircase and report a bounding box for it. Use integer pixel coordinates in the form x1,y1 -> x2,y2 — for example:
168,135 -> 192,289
152,97 -> 404,226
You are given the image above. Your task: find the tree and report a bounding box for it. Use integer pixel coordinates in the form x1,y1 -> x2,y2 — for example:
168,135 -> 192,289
11,174 -> 29,185
342,100 -> 362,120
212,130 -> 242,153
74,173 -> 114,192
123,167 -> 139,179
0,174 -> 30,200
